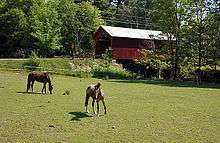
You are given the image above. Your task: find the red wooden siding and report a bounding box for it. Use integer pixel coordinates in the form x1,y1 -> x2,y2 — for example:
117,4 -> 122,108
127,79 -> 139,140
112,48 -> 143,59
112,37 -> 139,48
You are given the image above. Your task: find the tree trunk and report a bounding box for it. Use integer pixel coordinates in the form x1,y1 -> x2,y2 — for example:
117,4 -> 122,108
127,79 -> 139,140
158,68 -> 161,79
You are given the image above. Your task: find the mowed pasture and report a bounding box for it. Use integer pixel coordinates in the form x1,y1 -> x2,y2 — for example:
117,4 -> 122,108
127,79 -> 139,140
0,71 -> 220,143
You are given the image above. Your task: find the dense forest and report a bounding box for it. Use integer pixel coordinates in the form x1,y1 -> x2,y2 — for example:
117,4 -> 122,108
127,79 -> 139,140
0,0 -> 220,81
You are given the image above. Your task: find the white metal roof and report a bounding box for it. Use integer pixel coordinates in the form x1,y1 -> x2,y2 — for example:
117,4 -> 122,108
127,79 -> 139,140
101,25 -> 175,40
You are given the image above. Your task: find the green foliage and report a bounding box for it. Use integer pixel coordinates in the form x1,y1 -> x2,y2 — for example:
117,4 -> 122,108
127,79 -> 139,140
0,0 -> 104,57
23,52 -> 40,70
0,5 -> 28,54
137,49 -> 172,71
92,0 -> 111,11
151,0 -> 176,33
58,0 -> 104,56
70,58 -> 136,79
150,0 -> 220,80
108,0 -> 152,28
69,66 -> 93,78
30,0 -> 62,57
57,0 -> 78,55
92,65 -> 137,80
74,1 -> 104,54
201,65 -> 218,71
140,58 -> 171,70
101,49 -> 112,79
0,0 -> 35,57
101,49 -> 112,68
177,64 -> 220,81
178,65 -> 190,80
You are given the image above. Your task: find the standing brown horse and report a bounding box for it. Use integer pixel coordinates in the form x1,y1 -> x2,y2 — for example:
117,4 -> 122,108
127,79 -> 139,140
26,72 -> 53,94
85,83 -> 107,116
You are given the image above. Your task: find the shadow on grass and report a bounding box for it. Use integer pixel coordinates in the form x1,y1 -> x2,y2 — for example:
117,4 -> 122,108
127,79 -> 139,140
110,80 -> 220,89
16,91 -> 42,95
69,112 -> 93,121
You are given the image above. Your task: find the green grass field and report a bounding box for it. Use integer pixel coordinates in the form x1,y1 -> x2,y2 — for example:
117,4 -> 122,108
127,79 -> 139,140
0,58 -> 70,72
0,71 -> 220,143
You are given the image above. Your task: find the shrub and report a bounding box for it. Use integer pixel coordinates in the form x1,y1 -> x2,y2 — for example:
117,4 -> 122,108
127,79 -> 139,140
23,52 -> 40,70
178,66 -> 190,80
69,58 -> 135,79
201,65 -> 215,71
92,65 -> 138,80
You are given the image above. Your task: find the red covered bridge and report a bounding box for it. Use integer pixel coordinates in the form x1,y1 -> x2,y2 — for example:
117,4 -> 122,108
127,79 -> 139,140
94,26 -> 174,60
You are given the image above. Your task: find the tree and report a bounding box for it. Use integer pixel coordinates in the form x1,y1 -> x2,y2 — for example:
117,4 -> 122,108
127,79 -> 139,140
151,0 -> 186,79
191,0 -> 207,82
57,0 -> 78,56
102,0 -> 153,29
136,48 -> 172,79
0,0 -> 33,57
58,1 -> 104,57
151,0 -> 220,81
30,0 -> 62,57
76,2 -> 104,55
204,0 -> 220,70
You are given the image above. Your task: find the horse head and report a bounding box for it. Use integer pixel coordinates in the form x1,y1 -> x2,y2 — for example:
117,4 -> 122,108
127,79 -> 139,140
95,82 -> 101,90
96,88 -> 104,99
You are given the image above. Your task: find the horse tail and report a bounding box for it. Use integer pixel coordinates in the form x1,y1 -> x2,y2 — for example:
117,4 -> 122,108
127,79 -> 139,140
26,73 -> 31,92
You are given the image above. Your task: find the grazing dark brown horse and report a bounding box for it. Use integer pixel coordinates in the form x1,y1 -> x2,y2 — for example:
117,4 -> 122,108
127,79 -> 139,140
85,83 -> 106,116
26,72 -> 53,94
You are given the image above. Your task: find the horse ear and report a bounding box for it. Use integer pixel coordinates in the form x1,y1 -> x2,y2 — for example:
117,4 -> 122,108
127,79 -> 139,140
97,82 -> 101,87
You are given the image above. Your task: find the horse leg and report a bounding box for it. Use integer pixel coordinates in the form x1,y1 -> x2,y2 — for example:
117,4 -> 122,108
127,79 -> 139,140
31,81 -> 34,93
44,83 -> 47,94
102,99 -> 107,114
96,101 -> 100,116
92,98 -> 95,114
26,81 -> 30,92
42,83 -> 46,94
85,93 -> 90,113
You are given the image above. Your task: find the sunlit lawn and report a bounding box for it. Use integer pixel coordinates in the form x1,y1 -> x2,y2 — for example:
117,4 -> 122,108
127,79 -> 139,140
0,71 -> 219,142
